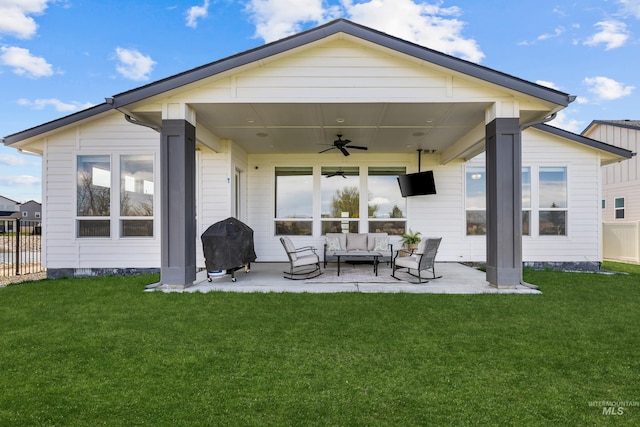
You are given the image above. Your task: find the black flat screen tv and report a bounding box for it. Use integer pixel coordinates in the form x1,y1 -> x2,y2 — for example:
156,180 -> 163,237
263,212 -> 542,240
397,171 -> 436,197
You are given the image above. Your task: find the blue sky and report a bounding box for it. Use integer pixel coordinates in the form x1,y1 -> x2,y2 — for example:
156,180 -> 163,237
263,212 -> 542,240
1,0 -> 639,203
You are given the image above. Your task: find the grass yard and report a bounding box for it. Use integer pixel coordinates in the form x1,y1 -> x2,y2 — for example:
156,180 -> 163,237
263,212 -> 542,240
1,262 -> 639,426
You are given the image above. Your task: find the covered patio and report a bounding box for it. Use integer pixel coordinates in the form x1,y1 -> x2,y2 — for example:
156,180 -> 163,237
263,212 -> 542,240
152,262 -> 541,294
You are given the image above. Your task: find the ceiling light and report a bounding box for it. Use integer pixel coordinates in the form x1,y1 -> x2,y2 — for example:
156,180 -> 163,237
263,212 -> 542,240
413,132 -> 425,137
256,132 -> 268,137
336,118 -> 345,123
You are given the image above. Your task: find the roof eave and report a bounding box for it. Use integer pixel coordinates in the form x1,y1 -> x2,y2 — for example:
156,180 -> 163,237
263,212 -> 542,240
3,103 -> 113,146
533,123 -> 634,159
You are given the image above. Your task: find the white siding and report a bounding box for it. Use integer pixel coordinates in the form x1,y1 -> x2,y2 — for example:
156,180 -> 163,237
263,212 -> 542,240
195,141 -> 250,269
176,39 -> 526,105
41,114 -> 608,270
520,129 -> 601,263
42,112 -> 161,270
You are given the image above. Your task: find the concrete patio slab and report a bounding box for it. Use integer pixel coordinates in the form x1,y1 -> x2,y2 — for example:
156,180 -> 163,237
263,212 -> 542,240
152,262 -> 541,294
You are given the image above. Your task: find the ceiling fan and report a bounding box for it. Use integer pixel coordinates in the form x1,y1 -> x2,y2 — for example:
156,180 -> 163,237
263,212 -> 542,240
318,134 -> 368,157
325,170 -> 347,178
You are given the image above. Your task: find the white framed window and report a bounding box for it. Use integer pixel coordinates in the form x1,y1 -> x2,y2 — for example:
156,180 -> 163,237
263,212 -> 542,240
120,154 -> 154,237
321,166 -> 360,234
76,154 -> 156,238
76,155 -> 111,237
367,166 -> 406,234
465,166 -> 486,235
273,165 -> 408,236
539,167 -> 567,236
615,197 -> 625,219
465,166 -> 531,236
35,212 -> 41,219
274,166 -> 313,235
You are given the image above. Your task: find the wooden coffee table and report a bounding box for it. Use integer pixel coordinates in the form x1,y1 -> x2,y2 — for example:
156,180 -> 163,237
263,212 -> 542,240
334,251 -> 382,276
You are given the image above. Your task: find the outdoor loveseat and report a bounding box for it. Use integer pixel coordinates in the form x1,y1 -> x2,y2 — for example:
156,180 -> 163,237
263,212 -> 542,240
323,232 -> 393,267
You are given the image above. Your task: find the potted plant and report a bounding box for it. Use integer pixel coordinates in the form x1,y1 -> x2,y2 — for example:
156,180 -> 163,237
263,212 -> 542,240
399,229 -> 421,255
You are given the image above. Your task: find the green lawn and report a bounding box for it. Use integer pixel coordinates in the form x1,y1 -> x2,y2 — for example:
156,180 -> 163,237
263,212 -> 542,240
1,262 -> 639,426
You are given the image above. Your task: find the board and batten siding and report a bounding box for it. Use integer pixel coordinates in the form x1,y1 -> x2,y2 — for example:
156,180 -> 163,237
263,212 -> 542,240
585,124 -> 640,222
42,112 -> 161,270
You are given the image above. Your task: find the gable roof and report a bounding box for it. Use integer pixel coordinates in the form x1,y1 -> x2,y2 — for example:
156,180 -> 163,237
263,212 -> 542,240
533,123 -> 634,160
3,18 -> 574,147
582,119 -> 640,134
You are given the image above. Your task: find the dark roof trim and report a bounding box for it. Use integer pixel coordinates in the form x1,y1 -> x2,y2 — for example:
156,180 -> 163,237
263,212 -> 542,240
533,123 -> 634,159
582,119 -> 640,134
111,19 -> 574,108
3,103 -> 113,146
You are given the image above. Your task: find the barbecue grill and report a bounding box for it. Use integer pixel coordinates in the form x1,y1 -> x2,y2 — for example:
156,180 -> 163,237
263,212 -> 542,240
201,217 -> 257,282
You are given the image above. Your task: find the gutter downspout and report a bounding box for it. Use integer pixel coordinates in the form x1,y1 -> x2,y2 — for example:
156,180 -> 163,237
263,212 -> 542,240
105,97 -> 162,132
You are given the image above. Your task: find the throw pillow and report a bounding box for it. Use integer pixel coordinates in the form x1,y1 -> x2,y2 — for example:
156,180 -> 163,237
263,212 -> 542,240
373,236 -> 389,251
326,236 -> 341,251
347,233 -> 368,251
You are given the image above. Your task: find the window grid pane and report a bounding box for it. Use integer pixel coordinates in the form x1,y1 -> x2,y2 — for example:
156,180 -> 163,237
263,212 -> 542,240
275,167 -> 313,219
77,155 -> 110,217
120,155 -> 154,217
368,167 -> 406,224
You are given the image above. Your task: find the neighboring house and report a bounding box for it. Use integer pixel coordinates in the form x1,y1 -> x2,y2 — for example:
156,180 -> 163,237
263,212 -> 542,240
0,195 -> 20,233
582,120 -> 640,222
19,200 -> 42,221
1,19 -> 633,288
582,120 -> 640,263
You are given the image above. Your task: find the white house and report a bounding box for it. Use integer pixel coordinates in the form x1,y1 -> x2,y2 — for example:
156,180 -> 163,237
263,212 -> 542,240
0,195 -> 20,233
582,120 -> 640,263
582,120 -> 640,222
2,19 -> 633,288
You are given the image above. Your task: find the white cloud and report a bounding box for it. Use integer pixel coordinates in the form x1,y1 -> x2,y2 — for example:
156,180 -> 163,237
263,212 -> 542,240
186,0 -> 210,28
536,26 -> 565,41
0,45 -> 53,78
245,0 -> 336,42
536,80 -> 561,90
17,98 -> 94,112
617,0 -> 640,19
0,175 -> 41,186
583,76 -> 634,100
0,153 -> 29,166
245,0 -> 483,62
547,110 -> 582,133
0,0 -> 50,39
345,0 -> 484,62
114,47 -> 156,81
584,20 -> 629,50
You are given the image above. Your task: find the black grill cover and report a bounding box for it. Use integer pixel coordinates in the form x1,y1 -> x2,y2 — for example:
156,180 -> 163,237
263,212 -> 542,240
201,217 -> 257,272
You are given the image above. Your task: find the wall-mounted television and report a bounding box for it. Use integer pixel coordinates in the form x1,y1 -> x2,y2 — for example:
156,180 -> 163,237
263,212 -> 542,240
397,171 -> 436,197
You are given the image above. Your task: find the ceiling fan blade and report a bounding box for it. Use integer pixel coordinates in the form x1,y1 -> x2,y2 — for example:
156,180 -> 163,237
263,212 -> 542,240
318,147 -> 336,154
348,145 -> 368,150
339,147 -> 350,156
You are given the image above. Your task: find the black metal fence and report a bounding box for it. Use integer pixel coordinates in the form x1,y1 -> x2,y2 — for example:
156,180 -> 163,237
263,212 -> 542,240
0,219 -> 43,277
